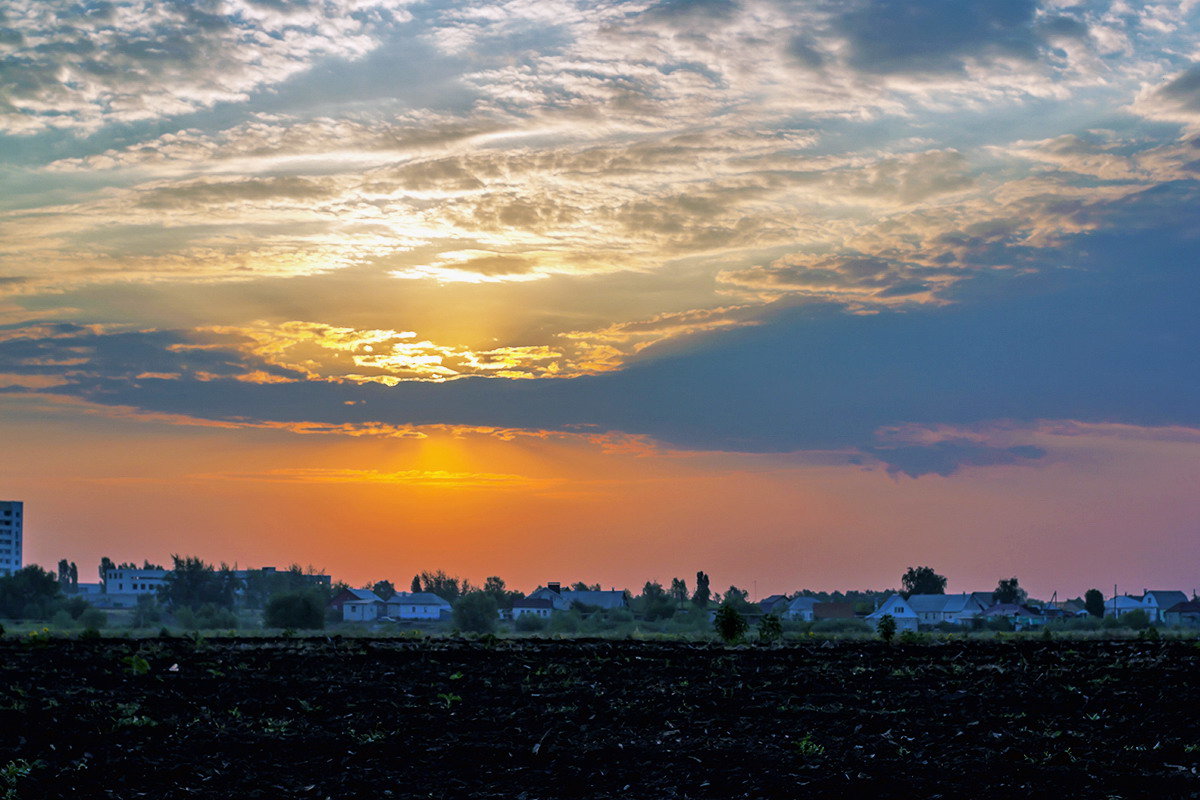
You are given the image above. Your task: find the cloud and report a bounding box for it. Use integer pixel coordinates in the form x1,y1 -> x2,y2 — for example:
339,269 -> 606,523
833,0 -> 1073,76
0,0 -> 406,134
864,439 -> 1045,478
1133,63 -> 1200,128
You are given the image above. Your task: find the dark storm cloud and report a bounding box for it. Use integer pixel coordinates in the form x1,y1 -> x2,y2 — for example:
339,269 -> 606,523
864,441 -> 1046,478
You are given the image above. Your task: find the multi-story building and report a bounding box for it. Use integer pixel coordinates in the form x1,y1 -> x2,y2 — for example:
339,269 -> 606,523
105,568 -> 169,595
0,501 -> 23,577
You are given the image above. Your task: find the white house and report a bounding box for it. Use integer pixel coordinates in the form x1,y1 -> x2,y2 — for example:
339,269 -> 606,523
1104,595 -> 1148,619
785,596 -> 819,621
866,594 -> 919,632
1140,591 -> 1188,623
508,598 -> 556,619
341,589 -> 385,622
384,592 -> 451,620
906,594 -> 986,627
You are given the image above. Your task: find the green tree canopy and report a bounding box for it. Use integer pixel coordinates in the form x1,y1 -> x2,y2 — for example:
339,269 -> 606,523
264,591 -> 325,630
669,577 -> 688,604
0,565 -> 62,619
901,566 -> 947,597
415,570 -> 474,603
161,555 -> 239,611
692,571 -> 711,607
1084,589 -> 1106,618
992,577 -> 1027,605
452,592 -> 498,634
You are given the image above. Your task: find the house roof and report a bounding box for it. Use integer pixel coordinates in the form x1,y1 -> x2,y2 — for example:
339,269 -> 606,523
759,594 -> 789,609
561,590 -> 627,609
981,603 -> 1042,617
1165,600 -> 1200,614
867,594 -> 916,618
813,602 -> 855,619
787,596 -> 818,612
387,592 -> 450,607
1143,590 -> 1188,607
346,589 -> 383,603
906,594 -> 980,614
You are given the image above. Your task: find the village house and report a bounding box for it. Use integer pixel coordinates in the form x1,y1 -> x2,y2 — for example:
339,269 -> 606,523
758,594 -> 790,615
980,603 -> 1045,630
504,597 -> 556,620
1164,599 -> 1200,627
1139,590 -> 1188,623
384,592 -> 451,620
813,602 -> 856,621
906,593 -> 987,627
784,596 -> 818,621
866,594 -> 919,632
1104,595 -> 1149,619
334,588 -> 385,622
526,582 -> 628,612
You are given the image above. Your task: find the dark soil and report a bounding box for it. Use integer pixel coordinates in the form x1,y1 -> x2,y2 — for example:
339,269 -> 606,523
2,637 -> 1199,798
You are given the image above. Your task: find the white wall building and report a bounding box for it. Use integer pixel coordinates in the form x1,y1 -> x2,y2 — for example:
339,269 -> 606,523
106,568 -> 169,595
384,592 -> 451,620
866,594 -> 920,632
0,501 -> 23,577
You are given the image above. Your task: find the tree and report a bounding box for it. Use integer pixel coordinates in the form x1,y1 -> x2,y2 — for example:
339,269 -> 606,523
161,555 -> 239,611
264,592 -> 325,630
571,581 -> 601,591
481,576 -> 521,611
371,580 -> 395,600
992,577 -> 1027,605
57,559 -> 71,591
692,571 -> 711,607
877,614 -> 897,643
452,592 -> 498,634
1084,589 -> 1105,618
637,581 -> 675,621
99,557 -> 115,589
722,585 -> 755,613
69,562 -> 78,588
411,575 -> 421,593
415,570 -> 473,603
901,566 -> 947,597
713,605 -> 748,643
0,565 -> 62,619
669,577 -> 688,605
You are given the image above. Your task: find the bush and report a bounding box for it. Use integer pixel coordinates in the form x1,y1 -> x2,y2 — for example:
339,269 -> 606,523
876,614 -> 896,643
264,592 -> 325,630
132,595 -> 162,628
78,608 -> 107,630
50,609 -> 77,629
714,605 -> 748,644
757,613 -> 782,644
514,613 -> 547,632
549,611 -> 582,634
175,603 -> 237,630
1121,609 -> 1151,630
452,592 -> 498,634
812,618 -> 870,634
78,627 -> 102,640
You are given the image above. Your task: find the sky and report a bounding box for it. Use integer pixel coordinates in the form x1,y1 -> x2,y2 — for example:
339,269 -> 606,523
2,0 -> 1199,599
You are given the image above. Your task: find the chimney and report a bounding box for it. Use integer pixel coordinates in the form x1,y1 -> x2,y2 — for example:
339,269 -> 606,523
548,582 -> 561,594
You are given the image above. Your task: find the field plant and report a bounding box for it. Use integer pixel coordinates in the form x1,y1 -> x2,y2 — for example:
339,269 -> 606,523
792,733 -> 825,760
1,759 -> 41,800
